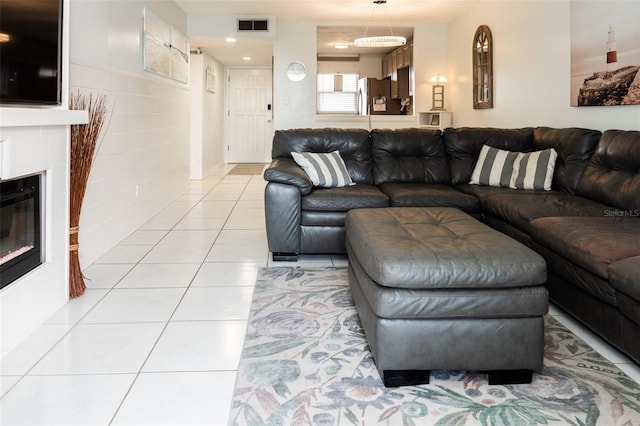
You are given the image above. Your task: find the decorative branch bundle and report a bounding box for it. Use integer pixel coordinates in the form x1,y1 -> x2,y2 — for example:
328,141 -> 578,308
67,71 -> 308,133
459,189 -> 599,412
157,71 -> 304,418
69,92 -> 108,298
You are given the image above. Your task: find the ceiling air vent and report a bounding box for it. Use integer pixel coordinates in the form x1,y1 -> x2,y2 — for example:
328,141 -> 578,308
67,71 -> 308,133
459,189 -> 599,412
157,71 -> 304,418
237,19 -> 269,32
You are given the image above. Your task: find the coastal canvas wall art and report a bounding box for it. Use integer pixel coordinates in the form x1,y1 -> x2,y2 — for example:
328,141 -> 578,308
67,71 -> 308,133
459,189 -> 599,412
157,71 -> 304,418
143,8 -> 189,83
570,1 -> 640,106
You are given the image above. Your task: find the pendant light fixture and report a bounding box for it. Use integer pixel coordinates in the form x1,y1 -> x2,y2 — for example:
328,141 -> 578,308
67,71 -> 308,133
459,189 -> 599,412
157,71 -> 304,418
354,0 -> 406,48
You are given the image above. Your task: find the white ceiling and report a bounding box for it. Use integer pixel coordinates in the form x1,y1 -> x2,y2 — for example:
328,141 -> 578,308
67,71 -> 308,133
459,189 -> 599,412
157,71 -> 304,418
175,0 -> 473,65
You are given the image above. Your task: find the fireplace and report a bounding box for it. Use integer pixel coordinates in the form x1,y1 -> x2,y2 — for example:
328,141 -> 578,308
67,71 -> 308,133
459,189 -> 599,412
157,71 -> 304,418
0,174 -> 43,289
1,107 -> 87,357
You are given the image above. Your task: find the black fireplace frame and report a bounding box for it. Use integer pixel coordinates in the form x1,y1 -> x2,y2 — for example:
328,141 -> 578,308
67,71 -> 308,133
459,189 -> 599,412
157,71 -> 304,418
0,174 -> 43,289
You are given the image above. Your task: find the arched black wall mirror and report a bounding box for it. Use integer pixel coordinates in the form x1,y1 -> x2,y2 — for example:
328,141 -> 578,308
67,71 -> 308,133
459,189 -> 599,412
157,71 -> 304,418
473,25 -> 493,109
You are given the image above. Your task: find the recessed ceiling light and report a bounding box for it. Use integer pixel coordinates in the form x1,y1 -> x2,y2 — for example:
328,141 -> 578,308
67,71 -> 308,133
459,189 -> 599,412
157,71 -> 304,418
226,37 -> 236,43
333,42 -> 350,49
243,56 -> 251,61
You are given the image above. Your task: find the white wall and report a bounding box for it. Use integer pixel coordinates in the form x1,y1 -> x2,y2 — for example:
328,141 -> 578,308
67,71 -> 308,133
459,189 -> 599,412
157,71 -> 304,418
202,55 -> 225,172
358,54 -> 384,79
413,23 -> 448,114
447,1 -> 640,130
274,21 -> 319,130
68,0 -> 191,267
189,54 -> 205,179
189,52 -> 225,179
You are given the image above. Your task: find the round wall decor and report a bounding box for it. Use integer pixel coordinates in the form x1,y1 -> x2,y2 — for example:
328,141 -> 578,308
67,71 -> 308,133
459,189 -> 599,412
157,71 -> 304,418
286,62 -> 307,82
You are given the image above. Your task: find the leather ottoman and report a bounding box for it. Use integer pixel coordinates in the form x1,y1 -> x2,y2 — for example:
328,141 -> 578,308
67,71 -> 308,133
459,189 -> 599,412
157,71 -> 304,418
345,207 -> 549,387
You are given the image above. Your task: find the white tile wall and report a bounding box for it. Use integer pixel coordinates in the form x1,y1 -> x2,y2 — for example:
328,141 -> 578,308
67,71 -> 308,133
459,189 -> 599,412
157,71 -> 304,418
70,63 -> 191,269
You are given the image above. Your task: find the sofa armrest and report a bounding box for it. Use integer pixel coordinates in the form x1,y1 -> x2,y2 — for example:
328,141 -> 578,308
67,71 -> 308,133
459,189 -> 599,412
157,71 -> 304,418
264,158 -> 313,195
609,255 -> 640,326
265,182 -> 301,255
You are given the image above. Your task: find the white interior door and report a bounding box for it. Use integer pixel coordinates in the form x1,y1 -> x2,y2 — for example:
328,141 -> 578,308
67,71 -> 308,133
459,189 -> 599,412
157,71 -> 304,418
226,68 -> 273,163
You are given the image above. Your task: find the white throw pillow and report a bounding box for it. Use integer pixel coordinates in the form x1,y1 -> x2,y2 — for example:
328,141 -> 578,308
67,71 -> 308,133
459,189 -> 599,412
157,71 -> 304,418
291,151 -> 354,188
509,148 -> 558,191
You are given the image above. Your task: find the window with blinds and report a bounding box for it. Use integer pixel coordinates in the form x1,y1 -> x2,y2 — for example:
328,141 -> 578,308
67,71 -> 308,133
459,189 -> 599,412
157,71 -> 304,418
317,73 -> 359,114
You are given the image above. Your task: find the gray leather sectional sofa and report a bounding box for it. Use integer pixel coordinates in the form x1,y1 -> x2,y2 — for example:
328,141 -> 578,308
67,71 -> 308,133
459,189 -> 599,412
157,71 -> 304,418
263,126 -> 640,365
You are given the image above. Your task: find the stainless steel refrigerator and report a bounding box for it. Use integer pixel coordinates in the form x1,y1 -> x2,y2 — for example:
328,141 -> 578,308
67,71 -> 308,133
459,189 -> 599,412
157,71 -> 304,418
357,78 -> 401,115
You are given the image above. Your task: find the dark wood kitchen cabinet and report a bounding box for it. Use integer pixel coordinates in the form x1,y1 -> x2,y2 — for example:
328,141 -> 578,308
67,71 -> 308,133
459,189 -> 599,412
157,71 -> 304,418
383,40 -> 413,99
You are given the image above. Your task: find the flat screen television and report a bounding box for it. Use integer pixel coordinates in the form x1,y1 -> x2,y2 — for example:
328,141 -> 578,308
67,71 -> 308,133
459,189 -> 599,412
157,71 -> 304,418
0,0 -> 63,106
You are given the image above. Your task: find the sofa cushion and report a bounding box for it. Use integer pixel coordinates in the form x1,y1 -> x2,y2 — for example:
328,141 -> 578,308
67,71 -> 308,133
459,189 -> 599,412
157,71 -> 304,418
378,183 -> 481,213
482,193 -> 612,232
444,127 -> 535,185
529,216 -> 640,279
271,128 -> 374,184
576,129 -> 640,211
301,184 -> 388,211
533,242 -> 617,306
456,183 -> 565,201
533,127 -> 601,195
371,128 -> 450,185
291,151 -> 354,188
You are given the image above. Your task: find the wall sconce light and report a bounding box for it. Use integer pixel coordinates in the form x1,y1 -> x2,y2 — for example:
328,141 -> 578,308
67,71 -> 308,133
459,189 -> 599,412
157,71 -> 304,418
430,74 -> 448,111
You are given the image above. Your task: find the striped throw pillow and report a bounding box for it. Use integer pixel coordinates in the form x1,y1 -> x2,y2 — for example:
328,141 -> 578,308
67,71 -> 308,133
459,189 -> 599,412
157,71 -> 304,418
469,145 -> 519,188
509,148 -> 558,191
291,151 -> 354,188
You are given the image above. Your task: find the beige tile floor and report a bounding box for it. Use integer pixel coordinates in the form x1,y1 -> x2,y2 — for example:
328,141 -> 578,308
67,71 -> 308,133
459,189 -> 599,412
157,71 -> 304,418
1,164 -> 639,425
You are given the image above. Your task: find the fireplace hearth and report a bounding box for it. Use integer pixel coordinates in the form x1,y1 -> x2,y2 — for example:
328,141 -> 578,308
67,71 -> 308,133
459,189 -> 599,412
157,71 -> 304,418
0,174 -> 43,289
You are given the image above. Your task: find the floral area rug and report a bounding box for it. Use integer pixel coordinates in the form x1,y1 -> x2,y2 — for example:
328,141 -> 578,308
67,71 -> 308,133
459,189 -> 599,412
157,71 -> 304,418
229,267 -> 640,425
